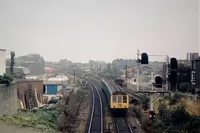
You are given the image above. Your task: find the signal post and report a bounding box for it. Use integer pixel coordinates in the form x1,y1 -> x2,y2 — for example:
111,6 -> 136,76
135,49 -> 172,111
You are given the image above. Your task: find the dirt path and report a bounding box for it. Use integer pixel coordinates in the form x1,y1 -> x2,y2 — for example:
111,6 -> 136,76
0,123 -> 50,133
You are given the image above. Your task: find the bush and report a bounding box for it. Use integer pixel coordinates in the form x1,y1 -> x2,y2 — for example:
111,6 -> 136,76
170,107 -> 190,125
0,73 -> 13,85
158,104 -> 200,133
169,93 -> 183,105
3,73 -> 13,82
184,116 -> 200,132
163,95 -> 170,100
0,108 -> 59,131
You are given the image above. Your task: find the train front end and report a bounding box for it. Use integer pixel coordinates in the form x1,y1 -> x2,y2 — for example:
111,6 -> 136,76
110,92 -> 129,115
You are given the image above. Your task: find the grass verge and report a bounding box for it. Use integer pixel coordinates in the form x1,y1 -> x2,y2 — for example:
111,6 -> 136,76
0,108 -> 59,132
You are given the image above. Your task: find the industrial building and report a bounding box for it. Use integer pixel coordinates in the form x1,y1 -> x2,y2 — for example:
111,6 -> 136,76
0,49 -> 6,75
20,61 -> 45,75
187,53 -> 199,61
43,75 -> 69,95
193,57 -> 200,89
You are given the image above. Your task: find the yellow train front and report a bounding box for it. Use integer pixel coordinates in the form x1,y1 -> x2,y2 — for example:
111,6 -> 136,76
110,91 -> 129,114
101,79 -> 129,115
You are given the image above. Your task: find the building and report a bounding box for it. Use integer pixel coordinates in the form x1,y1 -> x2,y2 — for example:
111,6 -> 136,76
6,66 -> 30,79
43,75 -> 69,95
0,49 -> 6,75
16,79 -> 44,109
194,57 -> 200,89
178,59 -> 190,68
20,61 -> 45,75
187,53 -> 199,61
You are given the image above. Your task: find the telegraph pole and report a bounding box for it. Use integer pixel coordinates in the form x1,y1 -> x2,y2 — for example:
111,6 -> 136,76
10,51 -> 15,76
125,65 -> 128,86
115,66 -> 117,79
74,69 -> 75,83
137,49 -> 140,91
165,55 -> 169,91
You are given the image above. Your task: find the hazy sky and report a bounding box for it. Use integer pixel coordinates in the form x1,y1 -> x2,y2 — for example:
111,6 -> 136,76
0,0 -> 199,63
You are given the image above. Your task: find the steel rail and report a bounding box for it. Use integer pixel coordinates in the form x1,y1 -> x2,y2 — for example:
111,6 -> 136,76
87,83 -> 95,133
114,117 -> 134,133
87,81 -> 103,133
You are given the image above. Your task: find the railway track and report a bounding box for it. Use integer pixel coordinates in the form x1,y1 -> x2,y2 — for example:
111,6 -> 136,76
109,80 -> 146,101
114,117 -> 134,133
108,80 -> 134,133
86,81 -> 103,133
123,89 -> 147,102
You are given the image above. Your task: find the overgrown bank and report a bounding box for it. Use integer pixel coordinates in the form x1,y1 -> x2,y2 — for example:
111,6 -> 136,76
131,93 -> 200,133
154,93 -> 200,133
0,108 -> 59,132
0,83 -> 87,133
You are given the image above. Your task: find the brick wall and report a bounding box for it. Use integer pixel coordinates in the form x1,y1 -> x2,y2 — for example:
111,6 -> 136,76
16,80 -> 43,95
16,80 -> 44,109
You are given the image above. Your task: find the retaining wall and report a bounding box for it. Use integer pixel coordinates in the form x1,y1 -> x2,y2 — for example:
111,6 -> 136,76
0,83 -> 18,116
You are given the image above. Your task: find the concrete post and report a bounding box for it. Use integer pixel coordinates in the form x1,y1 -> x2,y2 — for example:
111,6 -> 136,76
150,94 -> 154,111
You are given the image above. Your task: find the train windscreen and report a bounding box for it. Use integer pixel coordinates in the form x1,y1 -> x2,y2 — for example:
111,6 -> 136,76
113,95 -> 117,103
123,96 -> 127,103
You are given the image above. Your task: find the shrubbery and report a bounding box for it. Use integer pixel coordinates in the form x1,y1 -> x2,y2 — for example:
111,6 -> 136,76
158,105 -> 200,133
0,73 -> 13,85
169,93 -> 184,105
0,108 -> 59,131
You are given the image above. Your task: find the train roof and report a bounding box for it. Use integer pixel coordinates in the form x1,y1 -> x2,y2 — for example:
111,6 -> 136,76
101,79 -> 126,95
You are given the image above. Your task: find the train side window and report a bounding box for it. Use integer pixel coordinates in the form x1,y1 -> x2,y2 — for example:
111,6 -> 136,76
123,96 -> 127,103
118,96 -> 122,103
113,95 -> 117,103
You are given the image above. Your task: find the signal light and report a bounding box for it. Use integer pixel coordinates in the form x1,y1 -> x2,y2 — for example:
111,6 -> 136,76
170,58 -> 178,69
141,53 -> 149,64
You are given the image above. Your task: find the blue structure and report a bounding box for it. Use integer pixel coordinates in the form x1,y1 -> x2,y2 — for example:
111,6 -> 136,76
43,76 -> 68,95
43,82 -> 68,95
46,84 -> 58,95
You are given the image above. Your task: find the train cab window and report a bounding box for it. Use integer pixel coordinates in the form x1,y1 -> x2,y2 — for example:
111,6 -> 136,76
118,96 -> 122,103
123,96 -> 127,103
113,95 -> 117,103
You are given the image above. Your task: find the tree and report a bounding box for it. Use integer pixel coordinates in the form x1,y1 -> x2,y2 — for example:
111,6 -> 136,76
16,54 -> 45,63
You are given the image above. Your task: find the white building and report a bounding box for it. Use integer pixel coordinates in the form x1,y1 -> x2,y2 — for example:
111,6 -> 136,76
0,49 -> 6,75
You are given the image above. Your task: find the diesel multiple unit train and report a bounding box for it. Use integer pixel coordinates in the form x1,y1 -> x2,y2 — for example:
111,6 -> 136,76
101,79 -> 129,114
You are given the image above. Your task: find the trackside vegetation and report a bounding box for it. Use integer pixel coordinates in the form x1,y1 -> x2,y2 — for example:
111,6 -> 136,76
154,93 -> 200,133
0,108 -> 59,132
0,73 -> 13,85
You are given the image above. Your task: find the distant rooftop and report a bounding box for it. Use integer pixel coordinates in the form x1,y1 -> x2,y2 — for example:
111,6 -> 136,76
0,49 -> 6,51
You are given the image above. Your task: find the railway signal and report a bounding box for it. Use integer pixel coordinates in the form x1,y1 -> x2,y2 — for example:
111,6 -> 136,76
170,58 -> 178,69
141,53 -> 149,64
137,52 -> 149,64
136,50 -> 149,91
169,57 -> 178,91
